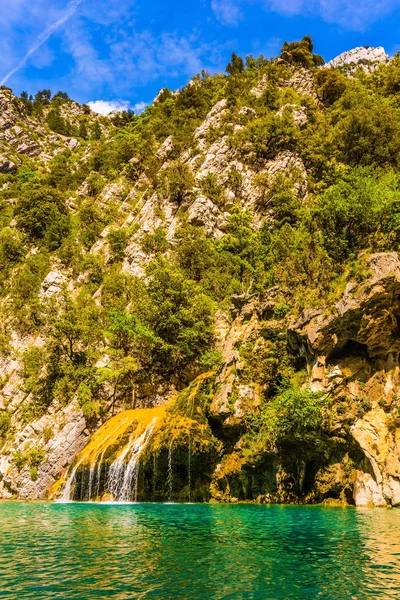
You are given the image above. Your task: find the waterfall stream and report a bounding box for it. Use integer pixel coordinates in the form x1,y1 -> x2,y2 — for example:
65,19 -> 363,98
60,413 -> 158,502
188,433 -> 191,503
113,421 -> 155,501
167,440 -> 173,502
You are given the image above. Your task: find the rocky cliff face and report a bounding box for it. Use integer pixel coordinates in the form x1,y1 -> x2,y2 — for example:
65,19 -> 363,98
325,46 -> 389,72
288,253 -> 400,506
0,42 -> 399,506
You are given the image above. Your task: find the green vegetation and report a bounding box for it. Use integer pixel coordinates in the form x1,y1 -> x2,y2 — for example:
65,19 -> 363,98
280,35 -> 325,68
1,37 -> 400,485
246,386 -> 329,448
0,411 -> 11,441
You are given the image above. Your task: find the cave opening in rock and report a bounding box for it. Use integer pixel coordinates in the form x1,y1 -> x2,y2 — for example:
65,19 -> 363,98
395,314 -> 400,337
328,339 -> 369,362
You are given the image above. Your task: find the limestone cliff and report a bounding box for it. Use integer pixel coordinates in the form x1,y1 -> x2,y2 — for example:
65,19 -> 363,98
0,40 -> 399,506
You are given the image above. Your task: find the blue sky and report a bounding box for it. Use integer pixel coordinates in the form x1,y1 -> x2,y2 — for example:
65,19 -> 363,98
1,0 -> 400,114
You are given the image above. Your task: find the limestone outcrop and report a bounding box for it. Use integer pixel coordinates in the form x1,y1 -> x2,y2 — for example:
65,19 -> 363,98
288,252 -> 400,506
352,408 -> 400,506
290,253 -> 400,359
325,46 -> 389,72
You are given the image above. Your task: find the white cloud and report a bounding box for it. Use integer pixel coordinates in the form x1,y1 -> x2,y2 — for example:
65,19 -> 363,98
88,100 -> 147,116
133,101 -> 147,113
316,0 -> 400,29
1,0 -> 85,85
63,22 -> 223,95
211,0 -> 243,25
1,0 -> 224,101
211,0 -> 400,30
88,99 -> 130,115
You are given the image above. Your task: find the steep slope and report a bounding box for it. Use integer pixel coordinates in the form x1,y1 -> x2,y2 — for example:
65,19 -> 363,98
1,37 -> 400,506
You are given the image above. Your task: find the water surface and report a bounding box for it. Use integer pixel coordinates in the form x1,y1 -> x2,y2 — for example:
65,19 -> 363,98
1,502 -> 399,599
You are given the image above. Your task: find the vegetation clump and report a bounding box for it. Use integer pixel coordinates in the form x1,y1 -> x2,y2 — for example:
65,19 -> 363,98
1,36 -> 400,503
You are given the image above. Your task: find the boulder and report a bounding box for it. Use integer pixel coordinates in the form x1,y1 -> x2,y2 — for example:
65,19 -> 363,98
290,253 -> 400,359
326,46 -> 389,71
40,271 -> 66,297
0,155 -> 16,173
351,407 -> 400,506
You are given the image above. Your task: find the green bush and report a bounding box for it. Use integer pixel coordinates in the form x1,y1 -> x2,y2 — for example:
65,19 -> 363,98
108,228 -> 128,262
0,411 -> 11,439
160,161 -> 195,204
247,386 -> 329,450
333,86 -> 400,168
141,227 -> 169,254
232,110 -> 298,161
280,36 -> 324,68
200,173 -> 224,206
145,259 -> 215,371
15,186 -> 70,248
313,168 -> 400,262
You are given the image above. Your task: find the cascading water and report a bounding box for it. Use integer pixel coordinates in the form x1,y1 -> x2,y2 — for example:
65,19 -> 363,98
87,467 -> 95,501
59,407 -> 165,503
188,433 -> 191,503
60,463 -> 79,502
167,440 -> 173,502
110,421 -> 155,501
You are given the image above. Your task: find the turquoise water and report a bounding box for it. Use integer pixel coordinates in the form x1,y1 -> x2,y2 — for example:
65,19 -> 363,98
1,503 -> 400,599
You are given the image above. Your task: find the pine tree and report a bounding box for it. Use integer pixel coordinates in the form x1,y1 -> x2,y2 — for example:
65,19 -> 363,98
78,120 -> 88,139
91,121 -> 102,140
226,52 -> 245,75
46,107 -> 66,135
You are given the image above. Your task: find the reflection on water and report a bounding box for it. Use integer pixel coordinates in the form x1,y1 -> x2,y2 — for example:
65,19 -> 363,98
354,509 -> 400,597
0,502 -> 399,599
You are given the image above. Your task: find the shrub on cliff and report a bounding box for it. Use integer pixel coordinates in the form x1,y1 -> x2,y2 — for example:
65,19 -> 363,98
160,161 -> 195,204
246,386 -> 330,455
15,187 -> 70,249
280,36 -> 324,68
332,86 -> 400,168
232,110 -> 298,161
313,167 -> 400,262
145,259 -> 215,372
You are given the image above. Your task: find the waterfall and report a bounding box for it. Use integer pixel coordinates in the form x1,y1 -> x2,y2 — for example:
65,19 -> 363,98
107,442 -> 134,499
95,448 -> 107,500
60,463 -> 80,501
87,467 -> 95,501
60,428 -> 118,501
115,420 -> 155,501
58,406 -> 166,502
61,417 -> 156,502
188,433 -> 191,503
167,440 -> 173,502
152,454 -> 157,499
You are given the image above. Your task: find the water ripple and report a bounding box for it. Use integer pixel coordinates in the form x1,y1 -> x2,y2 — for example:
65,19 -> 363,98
0,502 -> 399,599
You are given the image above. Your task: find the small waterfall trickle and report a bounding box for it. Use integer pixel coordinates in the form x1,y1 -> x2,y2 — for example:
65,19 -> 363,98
188,433 -> 191,503
167,440 -> 173,502
95,448 -> 107,500
117,421 -> 155,501
80,470 -> 85,501
87,467 -> 95,501
60,463 -> 79,501
152,454 -> 157,498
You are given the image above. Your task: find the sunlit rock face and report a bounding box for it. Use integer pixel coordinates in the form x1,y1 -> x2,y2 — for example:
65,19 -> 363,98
287,253 -> 400,507
325,46 -> 389,72
1,43 -> 400,508
352,408 -> 400,507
